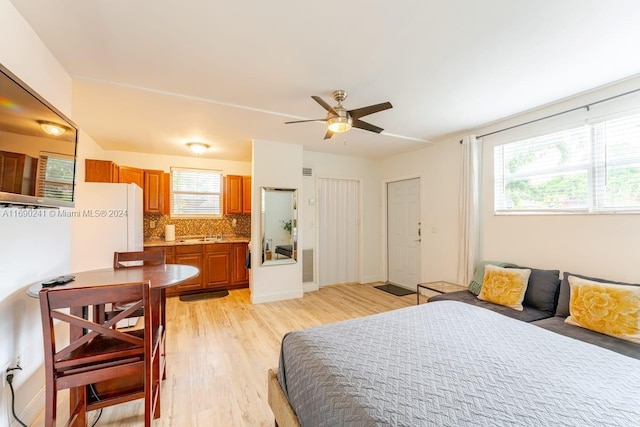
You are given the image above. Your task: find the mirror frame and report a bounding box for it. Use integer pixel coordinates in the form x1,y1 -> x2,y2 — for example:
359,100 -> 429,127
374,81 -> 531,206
261,187 -> 297,266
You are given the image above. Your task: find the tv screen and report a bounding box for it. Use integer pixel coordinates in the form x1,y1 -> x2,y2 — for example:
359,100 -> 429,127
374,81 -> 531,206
0,63 -> 78,208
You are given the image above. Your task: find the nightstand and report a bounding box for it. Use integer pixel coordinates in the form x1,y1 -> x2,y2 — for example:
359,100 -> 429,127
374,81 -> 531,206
416,281 -> 466,304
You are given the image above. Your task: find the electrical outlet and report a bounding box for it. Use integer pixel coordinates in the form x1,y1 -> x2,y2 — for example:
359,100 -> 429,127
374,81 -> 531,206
13,353 -> 21,369
150,220 -> 156,229
1,361 -> 9,388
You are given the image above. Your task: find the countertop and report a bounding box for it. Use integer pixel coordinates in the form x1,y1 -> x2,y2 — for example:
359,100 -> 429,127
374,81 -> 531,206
144,237 -> 250,247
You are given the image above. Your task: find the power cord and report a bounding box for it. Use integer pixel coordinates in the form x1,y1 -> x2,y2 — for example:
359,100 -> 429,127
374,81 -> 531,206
6,364 -> 27,427
89,384 -> 103,427
5,363 -> 103,427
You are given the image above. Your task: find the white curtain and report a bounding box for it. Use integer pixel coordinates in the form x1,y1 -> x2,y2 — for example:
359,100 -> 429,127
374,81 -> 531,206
457,135 -> 482,286
318,178 -> 359,286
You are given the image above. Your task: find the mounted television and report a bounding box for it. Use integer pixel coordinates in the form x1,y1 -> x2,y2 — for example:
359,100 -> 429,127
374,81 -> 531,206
0,63 -> 78,208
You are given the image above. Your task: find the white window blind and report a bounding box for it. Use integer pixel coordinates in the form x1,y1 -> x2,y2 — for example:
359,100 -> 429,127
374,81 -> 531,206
170,167 -> 222,217
36,152 -> 74,202
494,112 -> 640,213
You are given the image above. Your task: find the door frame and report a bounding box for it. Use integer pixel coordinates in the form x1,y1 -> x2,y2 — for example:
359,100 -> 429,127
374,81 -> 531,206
382,174 -> 423,285
315,175 -> 364,287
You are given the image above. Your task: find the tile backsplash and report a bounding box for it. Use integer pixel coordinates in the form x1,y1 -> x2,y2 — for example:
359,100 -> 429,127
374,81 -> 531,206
144,214 -> 251,241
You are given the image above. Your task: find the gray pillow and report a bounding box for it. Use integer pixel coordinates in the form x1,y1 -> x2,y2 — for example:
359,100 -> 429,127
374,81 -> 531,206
508,266 -> 560,313
555,272 -> 640,318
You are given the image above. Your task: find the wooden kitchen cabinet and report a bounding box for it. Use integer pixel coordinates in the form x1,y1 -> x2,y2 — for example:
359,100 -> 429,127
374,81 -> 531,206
242,176 -> 252,214
143,169 -> 165,213
231,242 -> 249,285
224,175 -> 243,214
85,159 -> 119,183
145,241 -> 248,297
0,151 -> 36,194
204,244 -> 232,289
169,245 -> 203,296
224,175 -> 252,215
119,166 -> 144,189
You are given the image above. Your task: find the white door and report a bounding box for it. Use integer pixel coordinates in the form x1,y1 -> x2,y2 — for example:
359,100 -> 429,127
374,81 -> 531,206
318,178 -> 359,287
387,178 -> 421,289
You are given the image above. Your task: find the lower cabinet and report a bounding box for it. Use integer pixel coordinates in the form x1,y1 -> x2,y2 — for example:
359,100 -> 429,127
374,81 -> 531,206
145,242 -> 248,297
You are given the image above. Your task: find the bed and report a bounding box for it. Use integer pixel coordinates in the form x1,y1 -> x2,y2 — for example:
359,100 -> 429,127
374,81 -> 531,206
270,301 -> 640,426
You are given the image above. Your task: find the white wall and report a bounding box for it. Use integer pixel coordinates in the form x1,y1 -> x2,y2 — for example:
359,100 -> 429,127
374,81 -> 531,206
381,142 -> 461,284
478,75 -> 640,281
250,140 -> 303,303
0,0 -> 75,425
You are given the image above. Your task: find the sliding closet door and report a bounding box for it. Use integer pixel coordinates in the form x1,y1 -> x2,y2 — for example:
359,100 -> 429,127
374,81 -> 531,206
318,178 -> 359,287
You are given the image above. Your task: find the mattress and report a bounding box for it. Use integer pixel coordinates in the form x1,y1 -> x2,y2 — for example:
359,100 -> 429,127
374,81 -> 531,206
277,301 -> 640,426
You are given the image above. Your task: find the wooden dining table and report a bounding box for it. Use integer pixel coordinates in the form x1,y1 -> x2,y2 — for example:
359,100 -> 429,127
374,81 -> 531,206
28,264 -> 199,427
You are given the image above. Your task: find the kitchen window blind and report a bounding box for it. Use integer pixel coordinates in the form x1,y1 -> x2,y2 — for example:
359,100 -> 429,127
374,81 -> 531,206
170,167 -> 222,217
36,152 -> 74,202
494,112 -> 640,213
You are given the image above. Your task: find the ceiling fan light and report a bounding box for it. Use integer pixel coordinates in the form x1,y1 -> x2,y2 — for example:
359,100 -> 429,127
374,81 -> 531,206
327,116 -> 352,133
38,120 -> 67,136
187,142 -> 209,154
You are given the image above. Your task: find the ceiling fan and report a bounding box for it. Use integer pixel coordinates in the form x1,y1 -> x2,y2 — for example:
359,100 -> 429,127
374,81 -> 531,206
285,90 -> 393,140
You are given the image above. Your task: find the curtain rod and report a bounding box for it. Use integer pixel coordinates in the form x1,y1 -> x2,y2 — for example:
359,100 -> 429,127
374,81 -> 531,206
473,86 -> 640,140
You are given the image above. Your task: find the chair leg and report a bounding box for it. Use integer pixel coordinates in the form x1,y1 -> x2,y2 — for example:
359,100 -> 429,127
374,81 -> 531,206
44,381 -> 56,427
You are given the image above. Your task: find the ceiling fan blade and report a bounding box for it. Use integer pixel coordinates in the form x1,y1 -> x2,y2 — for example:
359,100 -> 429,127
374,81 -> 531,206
284,118 -> 326,124
348,102 -> 393,120
352,119 -> 384,134
323,129 -> 334,140
312,96 -> 338,115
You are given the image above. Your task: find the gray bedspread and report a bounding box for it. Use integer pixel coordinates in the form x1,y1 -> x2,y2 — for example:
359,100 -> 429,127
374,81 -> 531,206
277,301 -> 640,426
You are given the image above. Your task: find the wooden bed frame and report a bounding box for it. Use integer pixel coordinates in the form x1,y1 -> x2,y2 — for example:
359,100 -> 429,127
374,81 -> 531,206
267,369 -> 301,427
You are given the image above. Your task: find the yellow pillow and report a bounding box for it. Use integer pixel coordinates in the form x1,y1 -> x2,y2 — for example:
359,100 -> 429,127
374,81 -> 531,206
477,264 -> 531,311
565,276 -> 640,343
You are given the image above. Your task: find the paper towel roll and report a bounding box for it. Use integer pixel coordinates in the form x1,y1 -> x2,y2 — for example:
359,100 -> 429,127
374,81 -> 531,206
165,224 -> 175,241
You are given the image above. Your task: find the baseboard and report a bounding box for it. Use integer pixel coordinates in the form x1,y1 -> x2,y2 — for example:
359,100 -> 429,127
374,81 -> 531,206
12,385 -> 44,427
362,275 -> 382,284
251,290 -> 303,304
303,282 -> 318,292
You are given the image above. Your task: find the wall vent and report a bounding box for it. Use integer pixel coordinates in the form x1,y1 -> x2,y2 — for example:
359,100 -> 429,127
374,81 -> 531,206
302,167 -> 313,177
302,249 -> 314,283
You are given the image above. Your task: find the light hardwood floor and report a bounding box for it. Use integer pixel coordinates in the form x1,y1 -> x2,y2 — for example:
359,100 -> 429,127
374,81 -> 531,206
35,283 -> 415,426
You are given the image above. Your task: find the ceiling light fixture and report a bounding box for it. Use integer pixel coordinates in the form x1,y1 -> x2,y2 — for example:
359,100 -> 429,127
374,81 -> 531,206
187,142 -> 209,154
327,115 -> 353,133
38,120 -> 67,136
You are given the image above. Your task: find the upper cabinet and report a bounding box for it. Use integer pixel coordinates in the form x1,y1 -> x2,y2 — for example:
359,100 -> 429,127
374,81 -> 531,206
143,169 -> 165,214
85,159 -> 167,213
86,159 -> 250,216
118,166 -> 144,189
0,151 -> 37,194
85,159 -> 119,183
242,176 -> 252,214
225,175 -> 251,215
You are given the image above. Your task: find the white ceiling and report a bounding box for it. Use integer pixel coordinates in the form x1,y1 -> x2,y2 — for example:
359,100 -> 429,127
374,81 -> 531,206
9,0 -> 640,162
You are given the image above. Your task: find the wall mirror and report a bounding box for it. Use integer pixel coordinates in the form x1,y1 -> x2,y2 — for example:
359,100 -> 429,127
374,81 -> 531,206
261,187 -> 297,266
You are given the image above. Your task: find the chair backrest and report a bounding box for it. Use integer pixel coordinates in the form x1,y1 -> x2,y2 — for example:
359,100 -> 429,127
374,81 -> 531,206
39,281 -> 153,374
114,250 -> 165,269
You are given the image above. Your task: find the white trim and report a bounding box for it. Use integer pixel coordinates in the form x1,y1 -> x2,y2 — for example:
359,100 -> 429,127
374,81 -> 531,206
251,290 -> 304,304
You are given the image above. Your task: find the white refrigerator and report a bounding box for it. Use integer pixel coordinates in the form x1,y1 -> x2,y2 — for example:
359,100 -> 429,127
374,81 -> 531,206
71,183 -> 143,272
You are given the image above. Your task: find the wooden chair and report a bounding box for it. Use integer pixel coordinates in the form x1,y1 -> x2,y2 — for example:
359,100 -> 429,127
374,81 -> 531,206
113,250 -> 167,380
113,249 -> 166,269
39,281 -> 162,427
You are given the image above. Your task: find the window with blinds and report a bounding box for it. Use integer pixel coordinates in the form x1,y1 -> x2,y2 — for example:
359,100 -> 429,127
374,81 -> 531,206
36,152 -> 75,202
170,167 -> 222,217
494,112 -> 640,213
